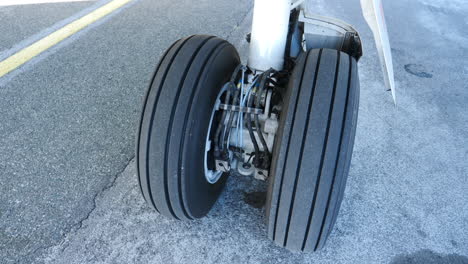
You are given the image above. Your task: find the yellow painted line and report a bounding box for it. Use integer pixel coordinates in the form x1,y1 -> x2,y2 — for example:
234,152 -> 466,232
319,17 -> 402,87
0,0 -> 132,78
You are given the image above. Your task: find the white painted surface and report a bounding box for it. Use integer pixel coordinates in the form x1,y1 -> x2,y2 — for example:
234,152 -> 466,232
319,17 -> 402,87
248,0 -> 291,71
361,0 -> 396,103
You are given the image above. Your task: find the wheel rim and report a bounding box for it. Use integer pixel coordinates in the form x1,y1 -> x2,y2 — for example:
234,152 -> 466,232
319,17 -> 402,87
204,83 -> 231,184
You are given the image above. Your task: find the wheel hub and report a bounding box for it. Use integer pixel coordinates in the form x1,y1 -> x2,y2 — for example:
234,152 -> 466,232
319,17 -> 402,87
204,83 -> 231,184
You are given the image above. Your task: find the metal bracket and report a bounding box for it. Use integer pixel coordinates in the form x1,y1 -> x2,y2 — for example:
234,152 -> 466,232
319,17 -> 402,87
299,10 -> 363,60
254,168 -> 268,181
215,159 -> 231,172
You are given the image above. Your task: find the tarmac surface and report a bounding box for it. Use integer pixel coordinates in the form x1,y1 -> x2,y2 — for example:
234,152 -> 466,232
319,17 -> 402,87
0,0 -> 467,263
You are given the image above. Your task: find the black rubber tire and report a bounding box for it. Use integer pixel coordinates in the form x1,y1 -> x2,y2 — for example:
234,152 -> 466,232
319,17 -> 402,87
137,35 -> 240,220
266,48 -> 360,252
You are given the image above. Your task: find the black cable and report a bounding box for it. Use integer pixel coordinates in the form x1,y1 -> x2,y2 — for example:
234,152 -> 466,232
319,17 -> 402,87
222,89 -> 239,150
255,69 -> 274,157
267,78 -> 280,87
255,116 -> 268,152
246,89 -> 261,163
247,152 -> 255,163
214,83 -> 232,153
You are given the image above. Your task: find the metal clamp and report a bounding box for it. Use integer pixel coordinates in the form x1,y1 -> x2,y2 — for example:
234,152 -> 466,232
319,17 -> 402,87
219,104 -> 263,114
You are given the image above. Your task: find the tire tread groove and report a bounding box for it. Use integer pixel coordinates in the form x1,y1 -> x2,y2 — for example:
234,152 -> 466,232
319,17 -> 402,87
272,51 -> 311,241
177,40 -> 227,219
308,50 -> 341,250
326,57 -> 358,239
267,49 -> 359,252
146,36 -> 195,219
317,55 -> 352,247
283,49 -> 323,247
137,40 -> 179,213
165,36 -> 215,219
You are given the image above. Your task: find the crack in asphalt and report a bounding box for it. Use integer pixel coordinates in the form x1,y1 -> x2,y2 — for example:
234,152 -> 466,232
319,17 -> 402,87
74,156 -> 135,232
32,156 -> 135,263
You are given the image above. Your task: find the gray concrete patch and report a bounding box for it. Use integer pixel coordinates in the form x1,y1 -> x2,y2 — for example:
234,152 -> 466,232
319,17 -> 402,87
1,0 -> 467,263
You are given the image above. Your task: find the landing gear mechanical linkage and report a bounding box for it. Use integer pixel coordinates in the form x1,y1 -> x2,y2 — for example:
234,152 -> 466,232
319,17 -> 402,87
136,0 -> 394,252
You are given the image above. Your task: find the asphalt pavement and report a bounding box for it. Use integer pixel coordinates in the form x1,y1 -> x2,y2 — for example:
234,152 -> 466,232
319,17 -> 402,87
0,0 -> 467,263
0,1 -> 93,52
